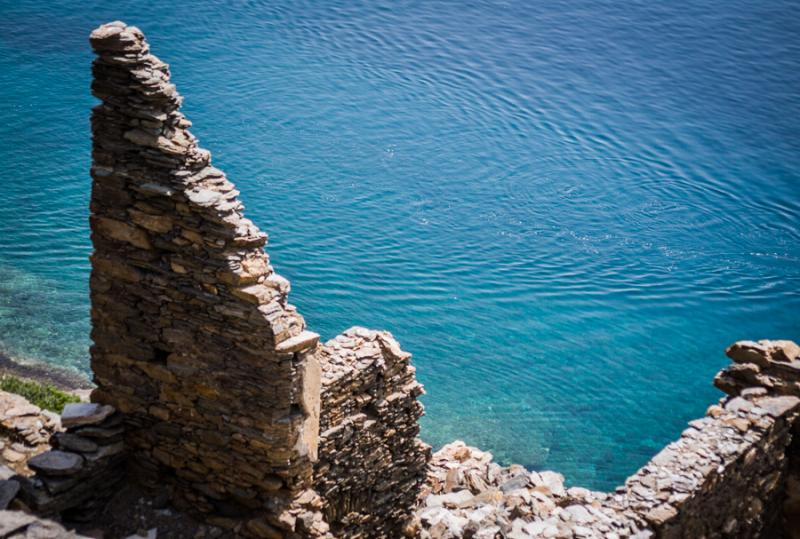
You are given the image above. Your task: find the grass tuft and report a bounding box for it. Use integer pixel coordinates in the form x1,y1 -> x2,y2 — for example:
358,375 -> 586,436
0,375 -> 80,413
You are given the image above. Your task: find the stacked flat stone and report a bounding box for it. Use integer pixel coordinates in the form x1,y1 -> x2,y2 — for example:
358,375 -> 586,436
618,391 -> 799,538
0,391 -> 60,476
88,21 -> 323,536
715,339 -> 800,538
84,19 -> 800,538
715,339 -> 800,397
20,403 -> 125,521
314,327 -> 431,537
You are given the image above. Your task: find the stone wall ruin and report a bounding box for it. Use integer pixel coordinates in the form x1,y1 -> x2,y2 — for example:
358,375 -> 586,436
315,328 -> 431,537
413,341 -> 800,539
87,21 -> 428,538
71,20 -> 800,538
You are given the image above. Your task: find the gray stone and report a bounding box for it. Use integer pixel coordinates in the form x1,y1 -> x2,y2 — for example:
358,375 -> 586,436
61,403 -> 115,428
28,451 -> 84,476
756,395 -> 800,417
0,480 -> 20,509
426,489 -> 474,508
125,529 -> 157,539
54,433 -> 99,453
500,475 -> 529,493
724,397 -> 753,413
0,465 -> 15,481
185,188 -> 221,207
71,424 -> 124,439
137,183 -> 175,197
564,504 -> 592,524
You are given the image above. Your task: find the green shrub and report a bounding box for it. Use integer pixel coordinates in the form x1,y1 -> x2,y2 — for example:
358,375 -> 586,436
0,375 -> 80,413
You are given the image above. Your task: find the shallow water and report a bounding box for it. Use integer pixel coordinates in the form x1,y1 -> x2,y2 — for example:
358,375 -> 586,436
0,0 -> 798,490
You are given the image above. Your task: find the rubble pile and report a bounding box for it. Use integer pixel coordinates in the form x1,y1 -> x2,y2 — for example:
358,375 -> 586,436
415,441 -> 644,539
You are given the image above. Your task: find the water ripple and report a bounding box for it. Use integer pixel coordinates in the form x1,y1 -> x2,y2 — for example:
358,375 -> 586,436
0,0 -> 798,490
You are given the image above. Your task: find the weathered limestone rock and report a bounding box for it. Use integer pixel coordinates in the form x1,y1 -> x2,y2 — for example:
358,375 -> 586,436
619,391 -> 799,538
415,441 -> 643,539
27,451 -> 84,476
715,339 -> 800,397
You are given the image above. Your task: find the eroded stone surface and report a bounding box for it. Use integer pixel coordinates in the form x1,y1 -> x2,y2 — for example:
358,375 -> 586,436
716,339 -> 800,398
0,390 -> 61,476
77,19 -> 800,539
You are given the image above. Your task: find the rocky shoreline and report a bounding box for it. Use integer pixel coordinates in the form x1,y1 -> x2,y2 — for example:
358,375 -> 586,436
0,351 -> 93,394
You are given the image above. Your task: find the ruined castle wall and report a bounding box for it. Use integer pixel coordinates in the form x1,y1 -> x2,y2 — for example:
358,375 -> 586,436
88,22 -> 322,534
314,328 -> 431,537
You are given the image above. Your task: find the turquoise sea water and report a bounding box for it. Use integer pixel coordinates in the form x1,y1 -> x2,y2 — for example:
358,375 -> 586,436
0,0 -> 798,490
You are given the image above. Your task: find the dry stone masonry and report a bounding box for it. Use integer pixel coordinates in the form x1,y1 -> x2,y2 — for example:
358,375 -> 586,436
411,341 -> 800,539
86,21 -> 428,537
0,392 -> 60,477
715,339 -> 800,397
314,328 -> 431,537
19,403 -> 126,523
88,19 -> 325,535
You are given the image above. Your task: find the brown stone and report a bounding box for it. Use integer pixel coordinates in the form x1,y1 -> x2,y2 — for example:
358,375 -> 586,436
645,504 -> 678,525
246,519 -> 283,539
231,284 -> 275,305
93,216 -> 152,249
129,209 -> 173,233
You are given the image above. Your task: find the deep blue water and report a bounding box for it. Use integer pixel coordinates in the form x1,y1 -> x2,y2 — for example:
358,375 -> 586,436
1,0 -> 798,490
